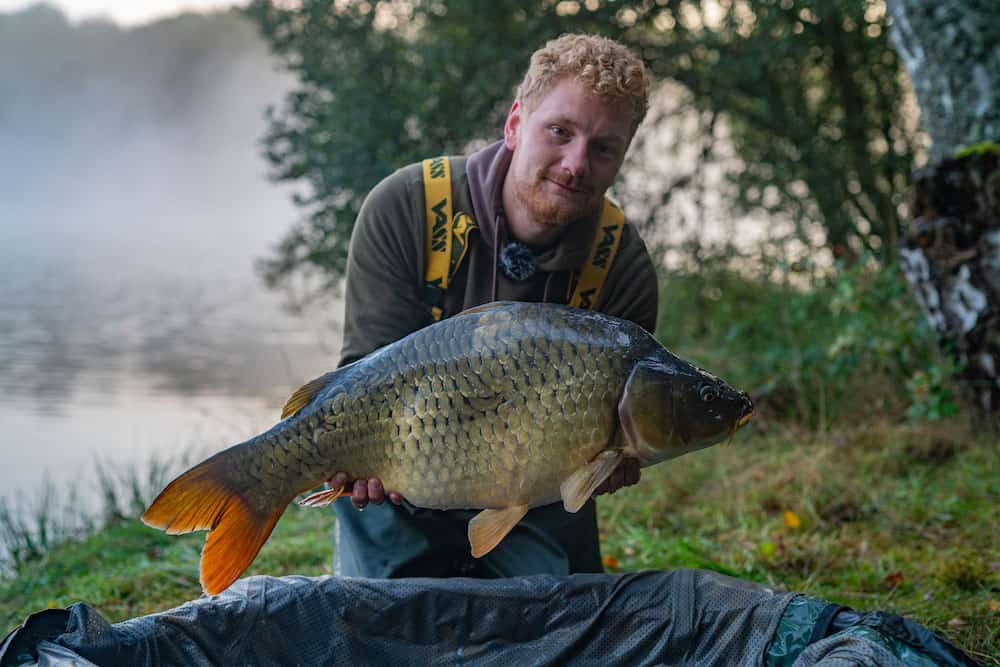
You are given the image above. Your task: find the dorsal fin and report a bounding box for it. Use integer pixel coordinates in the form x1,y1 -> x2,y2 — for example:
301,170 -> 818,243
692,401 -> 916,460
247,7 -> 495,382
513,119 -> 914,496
281,371 -> 338,419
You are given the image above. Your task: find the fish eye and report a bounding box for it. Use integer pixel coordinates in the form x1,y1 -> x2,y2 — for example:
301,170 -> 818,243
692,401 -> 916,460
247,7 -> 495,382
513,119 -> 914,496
699,385 -> 717,403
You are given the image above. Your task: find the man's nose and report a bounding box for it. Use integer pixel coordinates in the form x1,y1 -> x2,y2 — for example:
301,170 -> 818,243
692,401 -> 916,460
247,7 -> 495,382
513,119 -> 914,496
561,140 -> 589,180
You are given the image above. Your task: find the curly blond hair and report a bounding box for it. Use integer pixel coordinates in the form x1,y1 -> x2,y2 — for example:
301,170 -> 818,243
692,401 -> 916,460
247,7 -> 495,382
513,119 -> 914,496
516,33 -> 650,135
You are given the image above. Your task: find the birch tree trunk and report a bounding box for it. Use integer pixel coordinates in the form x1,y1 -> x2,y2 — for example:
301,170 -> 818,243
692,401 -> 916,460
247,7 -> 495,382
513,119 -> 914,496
887,0 -> 1000,411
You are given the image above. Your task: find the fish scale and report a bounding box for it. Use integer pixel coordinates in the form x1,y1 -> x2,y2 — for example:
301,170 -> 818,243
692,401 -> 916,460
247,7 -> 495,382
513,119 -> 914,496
143,301 -> 753,595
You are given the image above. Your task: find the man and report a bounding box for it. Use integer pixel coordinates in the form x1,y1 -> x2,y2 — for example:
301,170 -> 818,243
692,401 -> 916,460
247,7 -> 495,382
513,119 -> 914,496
329,33 -> 659,578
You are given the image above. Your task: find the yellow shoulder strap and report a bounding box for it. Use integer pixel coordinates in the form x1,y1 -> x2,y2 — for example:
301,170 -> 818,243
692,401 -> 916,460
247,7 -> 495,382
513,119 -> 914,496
568,198 -> 626,310
422,157 -> 453,321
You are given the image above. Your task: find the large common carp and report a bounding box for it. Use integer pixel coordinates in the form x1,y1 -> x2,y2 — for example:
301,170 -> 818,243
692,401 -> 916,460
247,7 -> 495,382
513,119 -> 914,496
143,302 -> 753,594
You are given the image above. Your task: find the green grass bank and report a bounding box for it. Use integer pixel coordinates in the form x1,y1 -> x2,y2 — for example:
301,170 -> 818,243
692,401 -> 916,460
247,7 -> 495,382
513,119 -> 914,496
2,422 -> 997,664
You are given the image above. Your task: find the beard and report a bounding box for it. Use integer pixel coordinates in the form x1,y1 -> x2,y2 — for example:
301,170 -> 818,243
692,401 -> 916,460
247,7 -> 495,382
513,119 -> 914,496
512,169 -> 602,229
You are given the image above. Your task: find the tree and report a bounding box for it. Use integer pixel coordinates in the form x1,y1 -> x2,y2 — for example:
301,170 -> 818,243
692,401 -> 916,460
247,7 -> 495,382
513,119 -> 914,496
887,0 -> 1000,411
622,0 -> 919,263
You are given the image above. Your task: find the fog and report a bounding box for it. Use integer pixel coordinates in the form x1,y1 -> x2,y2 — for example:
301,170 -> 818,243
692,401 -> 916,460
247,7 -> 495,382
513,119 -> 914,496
2,5 -> 291,269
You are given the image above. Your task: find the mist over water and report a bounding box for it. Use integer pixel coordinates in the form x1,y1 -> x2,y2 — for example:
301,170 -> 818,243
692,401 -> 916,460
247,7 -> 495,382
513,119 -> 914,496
0,5 -> 338,505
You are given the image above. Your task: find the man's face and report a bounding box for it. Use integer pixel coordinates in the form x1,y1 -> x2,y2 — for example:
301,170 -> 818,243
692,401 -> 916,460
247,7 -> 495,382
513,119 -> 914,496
504,78 -> 632,232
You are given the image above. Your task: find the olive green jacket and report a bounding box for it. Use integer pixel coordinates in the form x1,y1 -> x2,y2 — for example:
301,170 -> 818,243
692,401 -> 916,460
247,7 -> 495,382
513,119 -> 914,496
331,141 -> 659,578
338,140 -> 658,367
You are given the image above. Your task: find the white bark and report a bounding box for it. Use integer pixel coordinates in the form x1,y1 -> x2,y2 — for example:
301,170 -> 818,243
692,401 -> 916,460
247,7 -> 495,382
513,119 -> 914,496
887,0 -> 1000,162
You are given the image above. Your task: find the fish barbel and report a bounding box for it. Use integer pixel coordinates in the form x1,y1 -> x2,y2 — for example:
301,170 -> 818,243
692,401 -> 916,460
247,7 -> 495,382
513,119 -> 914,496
143,302 -> 753,594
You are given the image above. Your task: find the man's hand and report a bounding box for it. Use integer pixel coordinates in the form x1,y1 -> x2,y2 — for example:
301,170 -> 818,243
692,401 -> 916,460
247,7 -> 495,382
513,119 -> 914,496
592,458 -> 641,496
328,472 -> 404,510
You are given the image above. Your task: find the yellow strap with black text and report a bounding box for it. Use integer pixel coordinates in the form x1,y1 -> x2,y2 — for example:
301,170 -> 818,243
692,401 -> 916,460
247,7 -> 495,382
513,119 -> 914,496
568,198 -> 625,310
422,157 -> 453,320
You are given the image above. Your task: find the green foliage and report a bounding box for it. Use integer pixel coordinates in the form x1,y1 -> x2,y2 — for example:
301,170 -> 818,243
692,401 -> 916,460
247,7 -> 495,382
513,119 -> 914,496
906,364 -> 961,422
954,141 -> 1000,159
629,0 -> 918,261
0,449 -> 201,578
0,480 -> 94,574
656,256 -> 952,427
246,0 -> 918,294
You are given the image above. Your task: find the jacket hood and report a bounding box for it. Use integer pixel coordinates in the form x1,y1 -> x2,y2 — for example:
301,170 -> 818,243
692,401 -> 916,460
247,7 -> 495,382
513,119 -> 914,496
466,140 -> 601,273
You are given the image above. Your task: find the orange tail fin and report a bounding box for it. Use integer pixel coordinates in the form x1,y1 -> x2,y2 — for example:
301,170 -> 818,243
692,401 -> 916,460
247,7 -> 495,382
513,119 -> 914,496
142,454 -> 290,595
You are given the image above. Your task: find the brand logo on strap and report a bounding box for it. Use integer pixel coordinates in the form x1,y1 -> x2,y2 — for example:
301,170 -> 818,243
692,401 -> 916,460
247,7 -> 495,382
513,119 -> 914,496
577,287 -> 597,309
428,157 -> 447,180
430,199 -> 449,252
591,224 -> 620,269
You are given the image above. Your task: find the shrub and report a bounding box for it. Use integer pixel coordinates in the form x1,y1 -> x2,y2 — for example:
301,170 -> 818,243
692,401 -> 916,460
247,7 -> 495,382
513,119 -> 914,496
656,254 -> 957,428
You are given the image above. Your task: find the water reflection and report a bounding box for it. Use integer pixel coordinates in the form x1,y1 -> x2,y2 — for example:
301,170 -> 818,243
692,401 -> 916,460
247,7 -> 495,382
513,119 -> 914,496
0,257 -> 333,411
0,248 -> 338,503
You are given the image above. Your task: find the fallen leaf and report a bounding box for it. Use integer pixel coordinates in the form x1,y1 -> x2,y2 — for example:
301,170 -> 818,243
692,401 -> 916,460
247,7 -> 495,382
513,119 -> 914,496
883,571 -> 904,587
987,600 -> 1000,612
783,510 -> 801,529
602,555 -> 620,570
947,618 -> 967,627
759,542 -> 777,559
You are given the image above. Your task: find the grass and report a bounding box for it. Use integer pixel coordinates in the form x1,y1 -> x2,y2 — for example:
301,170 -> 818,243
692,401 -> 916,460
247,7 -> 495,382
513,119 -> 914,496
598,419 -> 999,665
0,501 -> 332,629
1,420 -> 996,664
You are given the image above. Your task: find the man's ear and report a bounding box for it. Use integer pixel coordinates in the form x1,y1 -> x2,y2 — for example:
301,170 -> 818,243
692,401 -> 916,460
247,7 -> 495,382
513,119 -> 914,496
504,100 -> 522,151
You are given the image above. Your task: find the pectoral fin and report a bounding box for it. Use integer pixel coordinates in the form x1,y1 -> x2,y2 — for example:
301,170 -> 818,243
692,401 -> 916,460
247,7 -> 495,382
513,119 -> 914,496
297,485 -> 348,508
560,450 -> 624,513
468,505 -> 529,558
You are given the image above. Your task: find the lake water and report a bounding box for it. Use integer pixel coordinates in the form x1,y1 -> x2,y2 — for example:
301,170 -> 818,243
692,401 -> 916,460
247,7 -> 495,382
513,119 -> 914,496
0,250 -> 337,506
0,54 -> 338,514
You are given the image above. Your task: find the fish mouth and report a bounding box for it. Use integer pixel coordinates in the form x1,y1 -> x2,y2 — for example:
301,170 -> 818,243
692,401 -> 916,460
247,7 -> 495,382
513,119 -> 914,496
724,406 -> 754,447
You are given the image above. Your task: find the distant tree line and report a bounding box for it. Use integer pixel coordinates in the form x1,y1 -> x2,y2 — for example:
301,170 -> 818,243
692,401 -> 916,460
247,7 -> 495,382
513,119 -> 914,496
0,4 -> 269,132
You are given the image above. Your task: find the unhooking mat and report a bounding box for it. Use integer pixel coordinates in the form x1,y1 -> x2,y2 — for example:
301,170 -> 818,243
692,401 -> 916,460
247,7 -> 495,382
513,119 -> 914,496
0,570 -> 979,666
